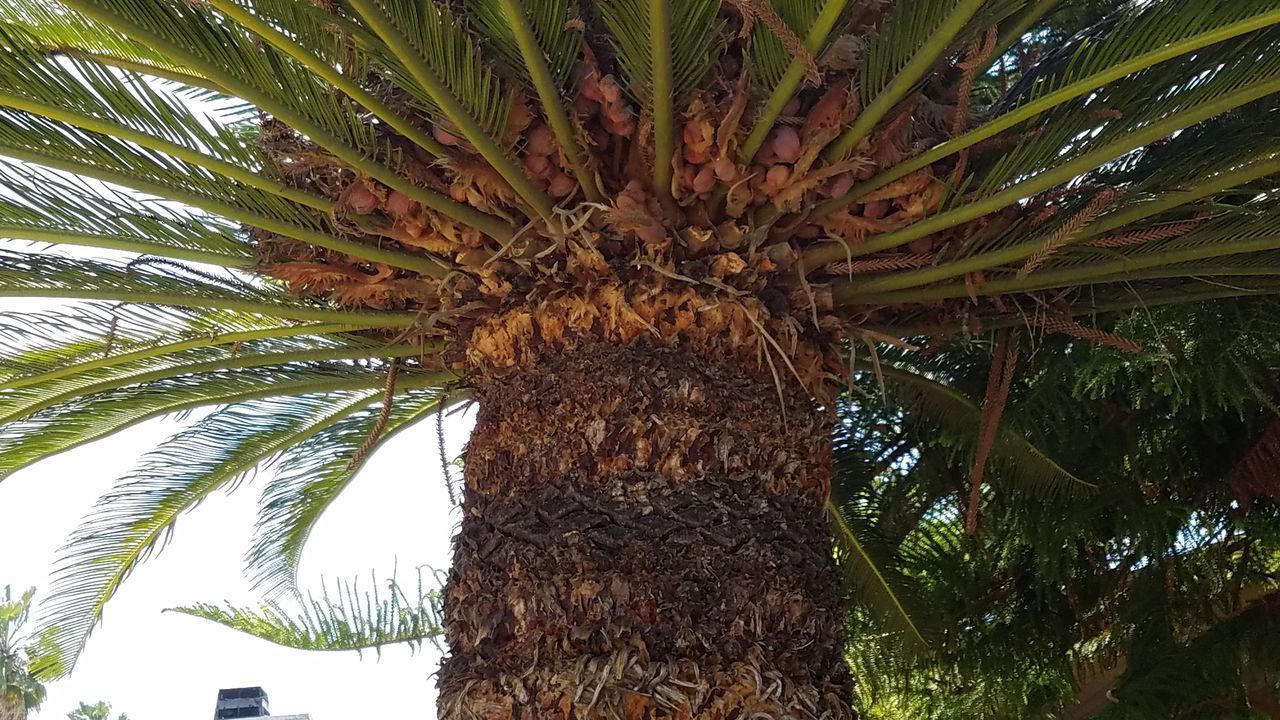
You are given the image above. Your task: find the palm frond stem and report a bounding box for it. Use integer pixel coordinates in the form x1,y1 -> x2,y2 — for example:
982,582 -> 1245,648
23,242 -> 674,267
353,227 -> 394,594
650,0 -> 675,202
0,143 -> 448,275
737,0 -> 850,163
806,77 -> 1280,269
494,0 -> 601,201
0,93 -> 332,212
344,0 -> 556,220
204,0 -> 450,158
52,50 -> 227,93
0,370 -> 456,483
824,0 -> 988,161
0,323 -> 366,392
825,157 -> 1280,299
0,225 -> 251,268
1081,155 -> 1280,241
815,9 -> 1280,219
55,0 -> 514,242
834,234 -> 1280,305
0,342 -> 442,426
0,285 -> 420,327
827,499 -> 930,651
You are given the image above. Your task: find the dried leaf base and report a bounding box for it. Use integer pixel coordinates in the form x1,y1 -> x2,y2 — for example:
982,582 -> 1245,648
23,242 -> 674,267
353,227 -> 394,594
440,344 -> 852,719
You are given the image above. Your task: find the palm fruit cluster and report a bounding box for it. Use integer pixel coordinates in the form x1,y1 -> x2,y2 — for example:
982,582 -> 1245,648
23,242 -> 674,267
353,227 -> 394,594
248,0 -> 1247,391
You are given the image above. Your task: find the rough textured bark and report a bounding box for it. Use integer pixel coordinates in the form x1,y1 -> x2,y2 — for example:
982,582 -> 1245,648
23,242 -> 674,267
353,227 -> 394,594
0,694 -> 25,720
439,343 -> 852,719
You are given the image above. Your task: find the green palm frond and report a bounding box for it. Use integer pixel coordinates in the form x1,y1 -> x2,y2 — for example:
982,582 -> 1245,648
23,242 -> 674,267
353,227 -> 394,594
0,336 -> 436,428
834,0 -> 1280,203
349,0 -> 511,137
599,0 -> 724,196
171,570 -> 443,656
34,392 -> 389,675
471,0 -> 600,199
970,34 -> 1280,203
0,26 -> 326,212
0,114 -> 442,273
739,0 -> 850,162
879,363 -> 1092,498
598,0 -> 724,103
827,499 -> 932,657
0,0 -> 223,94
200,0 -> 448,159
56,0 -> 509,239
826,0 -> 1026,159
0,167 -> 252,268
470,0 -> 581,89
0,366 -> 450,483
247,389 -> 455,596
0,250 -> 419,325
810,21 -> 1280,272
344,0 -> 553,218
0,304 -> 349,385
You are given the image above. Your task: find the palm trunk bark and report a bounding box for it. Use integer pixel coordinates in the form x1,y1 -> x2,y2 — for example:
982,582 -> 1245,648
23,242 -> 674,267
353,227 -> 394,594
0,694 -> 26,720
439,342 -> 852,719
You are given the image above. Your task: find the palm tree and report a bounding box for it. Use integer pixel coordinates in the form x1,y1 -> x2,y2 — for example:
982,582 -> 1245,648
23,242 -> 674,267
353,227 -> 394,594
67,701 -> 130,720
1,588 -> 46,720
1,0 -> 1278,714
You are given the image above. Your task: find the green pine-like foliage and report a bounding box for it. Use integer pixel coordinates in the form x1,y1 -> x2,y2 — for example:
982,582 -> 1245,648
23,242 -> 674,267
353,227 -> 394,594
835,298 -> 1280,719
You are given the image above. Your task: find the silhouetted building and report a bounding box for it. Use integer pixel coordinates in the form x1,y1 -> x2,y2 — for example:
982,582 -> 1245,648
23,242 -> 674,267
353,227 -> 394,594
213,687 -> 310,720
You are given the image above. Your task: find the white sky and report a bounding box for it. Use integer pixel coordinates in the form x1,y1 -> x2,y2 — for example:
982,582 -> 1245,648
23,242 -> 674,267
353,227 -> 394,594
0,385 -> 474,720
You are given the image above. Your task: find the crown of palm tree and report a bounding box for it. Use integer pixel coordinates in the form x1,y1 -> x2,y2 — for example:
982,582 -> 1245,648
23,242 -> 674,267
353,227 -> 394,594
0,0 -> 1278,680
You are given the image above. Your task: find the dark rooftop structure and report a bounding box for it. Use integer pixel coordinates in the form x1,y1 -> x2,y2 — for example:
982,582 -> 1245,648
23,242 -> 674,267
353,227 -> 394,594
213,686 -> 311,720
214,687 -> 269,719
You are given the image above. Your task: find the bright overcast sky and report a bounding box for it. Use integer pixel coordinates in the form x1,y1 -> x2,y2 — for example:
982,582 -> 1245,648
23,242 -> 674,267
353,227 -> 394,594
0,348 -> 474,720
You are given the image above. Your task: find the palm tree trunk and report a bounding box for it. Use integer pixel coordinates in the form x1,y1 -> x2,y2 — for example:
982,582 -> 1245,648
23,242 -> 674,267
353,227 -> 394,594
0,694 -> 26,720
439,343 -> 852,719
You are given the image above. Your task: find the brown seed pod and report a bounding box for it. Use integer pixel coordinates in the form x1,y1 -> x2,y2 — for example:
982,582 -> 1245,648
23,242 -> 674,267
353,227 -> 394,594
580,73 -> 603,101
548,172 -> 576,198
433,126 -> 463,146
341,182 -> 380,214
713,155 -> 738,181
769,126 -> 802,164
385,190 -> 418,221
526,124 -> 556,155
685,146 -> 711,164
573,93 -> 599,118
682,164 -> 698,188
599,76 -> 623,104
765,165 -> 791,194
692,165 -> 718,194
524,153 -> 552,179
824,172 -> 855,199
862,199 -> 890,219
795,224 -> 822,239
